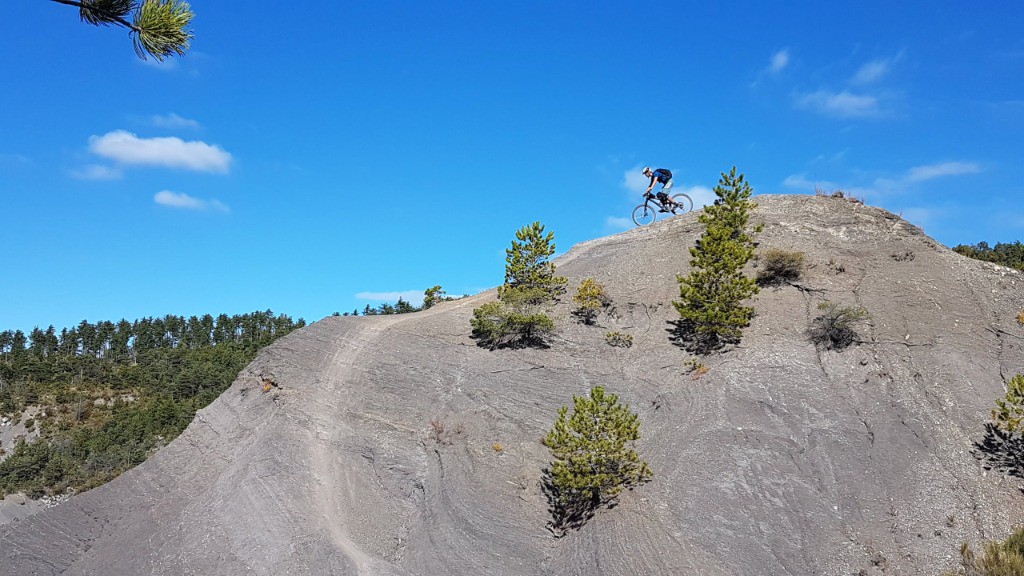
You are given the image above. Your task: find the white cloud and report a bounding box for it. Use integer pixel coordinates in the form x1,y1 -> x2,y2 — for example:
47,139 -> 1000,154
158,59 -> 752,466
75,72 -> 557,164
208,199 -> 230,212
355,290 -> 424,305
150,113 -> 201,130
623,166 -> 651,194
71,164 -> 123,180
904,161 -> 982,182
899,207 -> 936,228
851,52 -> 904,85
768,49 -> 790,73
851,59 -> 891,85
783,160 -> 983,202
139,58 -> 179,71
154,190 -> 229,212
783,173 -> 842,192
795,90 -> 880,118
680,185 -> 715,210
89,130 -> 231,173
782,173 -> 876,199
154,190 -> 202,209
605,216 -> 633,232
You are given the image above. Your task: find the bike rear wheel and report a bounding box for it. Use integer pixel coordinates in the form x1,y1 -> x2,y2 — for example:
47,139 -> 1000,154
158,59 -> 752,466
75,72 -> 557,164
669,194 -> 693,214
632,202 -> 657,226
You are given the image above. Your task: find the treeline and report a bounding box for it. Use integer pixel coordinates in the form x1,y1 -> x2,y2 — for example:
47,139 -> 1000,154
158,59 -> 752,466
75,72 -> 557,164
1,310 -> 302,363
344,299 -> 419,317
953,241 -> 1024,271
336,286 -> 459,317
0,310 -> 304,498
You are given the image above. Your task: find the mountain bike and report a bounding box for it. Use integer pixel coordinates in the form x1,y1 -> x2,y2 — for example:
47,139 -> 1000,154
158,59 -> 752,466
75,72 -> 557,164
631,192 -> 693,227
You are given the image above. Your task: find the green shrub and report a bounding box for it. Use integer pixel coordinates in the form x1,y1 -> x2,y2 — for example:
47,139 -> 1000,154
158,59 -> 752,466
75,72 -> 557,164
572,279 -> 610,324
756,249 -> 805,286
807,301 -> 868,350
993,374 -> 1024,434
544,386 -> 652,533
946,525 -> 1024,575
470,301 -> 555,350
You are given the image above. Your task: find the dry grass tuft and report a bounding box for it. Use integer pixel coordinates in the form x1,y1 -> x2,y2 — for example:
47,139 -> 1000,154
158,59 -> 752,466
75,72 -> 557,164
808,302 -> 869,350
684,358 -> 709,379
605,331 -> 633,348
429,419 -> 465,446
756,249 -> 806,286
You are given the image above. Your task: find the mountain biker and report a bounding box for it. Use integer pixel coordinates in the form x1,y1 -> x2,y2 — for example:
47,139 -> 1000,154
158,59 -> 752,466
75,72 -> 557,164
642,167 -> 674,211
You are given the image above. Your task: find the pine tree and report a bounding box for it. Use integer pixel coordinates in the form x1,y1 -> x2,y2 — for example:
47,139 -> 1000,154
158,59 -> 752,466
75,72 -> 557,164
470,222 -> 565,349
571,278 -> 609,325
498,221 -> 567,305
673,167 -> 760,352
544,386 -> 652,532
49,0 -> 195,61
423,286 -> 447,309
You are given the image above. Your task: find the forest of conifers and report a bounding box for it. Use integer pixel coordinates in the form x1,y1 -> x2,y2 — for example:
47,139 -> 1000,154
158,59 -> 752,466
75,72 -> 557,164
953,240 -> 1024,271
0,311 -> 304,498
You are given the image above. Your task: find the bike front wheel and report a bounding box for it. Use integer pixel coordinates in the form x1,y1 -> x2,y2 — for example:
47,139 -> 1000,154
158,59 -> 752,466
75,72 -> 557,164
632,202 -> 657,227
669,194 -> 693,214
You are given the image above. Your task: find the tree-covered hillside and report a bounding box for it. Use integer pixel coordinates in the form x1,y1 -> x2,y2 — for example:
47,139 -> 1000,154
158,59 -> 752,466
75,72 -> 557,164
0,311 -> 304,498
953,241 -> 1024,271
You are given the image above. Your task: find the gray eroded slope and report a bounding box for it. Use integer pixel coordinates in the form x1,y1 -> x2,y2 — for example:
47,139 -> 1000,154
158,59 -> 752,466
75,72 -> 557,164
2,194 -> 1023,575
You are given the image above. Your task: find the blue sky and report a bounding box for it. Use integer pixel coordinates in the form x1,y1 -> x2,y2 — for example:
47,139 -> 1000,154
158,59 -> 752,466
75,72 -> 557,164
2,2 -> 1022,334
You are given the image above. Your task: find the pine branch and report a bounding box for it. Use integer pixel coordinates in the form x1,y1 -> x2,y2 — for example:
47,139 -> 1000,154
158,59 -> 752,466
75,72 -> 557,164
50,0 -> 136,29
48,0 -> 194,61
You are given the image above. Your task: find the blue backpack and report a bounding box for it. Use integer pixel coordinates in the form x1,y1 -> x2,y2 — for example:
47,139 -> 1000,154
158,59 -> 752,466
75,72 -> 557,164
654,169 -> 672,183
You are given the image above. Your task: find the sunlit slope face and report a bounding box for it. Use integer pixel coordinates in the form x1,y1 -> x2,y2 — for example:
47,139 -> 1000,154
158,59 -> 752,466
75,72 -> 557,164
3,194 -> 1023,576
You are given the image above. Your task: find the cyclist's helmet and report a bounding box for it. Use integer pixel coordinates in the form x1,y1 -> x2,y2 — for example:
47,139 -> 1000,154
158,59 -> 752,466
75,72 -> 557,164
642,166 -> 652,175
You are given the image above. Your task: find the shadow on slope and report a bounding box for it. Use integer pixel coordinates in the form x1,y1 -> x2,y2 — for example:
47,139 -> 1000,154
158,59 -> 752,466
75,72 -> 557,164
665,318 -> 731,355
974,423 -> 1024,492
541,468 -> 634,538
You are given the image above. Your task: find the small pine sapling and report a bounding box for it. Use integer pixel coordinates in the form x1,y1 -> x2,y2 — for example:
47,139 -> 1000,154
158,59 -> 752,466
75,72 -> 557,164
544,386 -> 652,533
572,278 -> 610,324
499,221 -> 567,305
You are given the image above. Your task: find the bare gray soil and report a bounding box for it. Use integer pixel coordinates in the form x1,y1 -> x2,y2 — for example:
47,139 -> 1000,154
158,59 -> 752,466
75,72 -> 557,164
3,194 -> 1023,575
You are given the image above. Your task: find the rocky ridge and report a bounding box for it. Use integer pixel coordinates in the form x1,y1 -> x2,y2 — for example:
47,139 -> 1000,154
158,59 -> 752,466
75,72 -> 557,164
2,194 -> 1023,575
